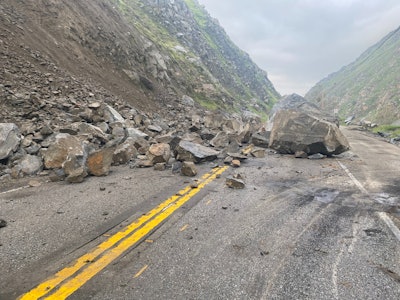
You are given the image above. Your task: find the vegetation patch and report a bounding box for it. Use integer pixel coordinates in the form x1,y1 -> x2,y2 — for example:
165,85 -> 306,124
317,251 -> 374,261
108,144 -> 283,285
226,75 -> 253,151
372,125 -> 400,137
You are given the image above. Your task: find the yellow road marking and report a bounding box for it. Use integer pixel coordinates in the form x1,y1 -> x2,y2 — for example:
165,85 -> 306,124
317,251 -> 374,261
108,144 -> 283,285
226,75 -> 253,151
179,224 -> 189,232
19,166 -> 228,300
134,265 -> 148,278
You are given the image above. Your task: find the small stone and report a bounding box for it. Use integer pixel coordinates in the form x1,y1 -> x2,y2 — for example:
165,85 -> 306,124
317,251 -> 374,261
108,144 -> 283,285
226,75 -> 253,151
181,161 -> 198,177
190,181 -> 199,188
231,159 -> 241,168
226,176 -> 245,189
100,187 -> 106,191
0,219 -> 7,228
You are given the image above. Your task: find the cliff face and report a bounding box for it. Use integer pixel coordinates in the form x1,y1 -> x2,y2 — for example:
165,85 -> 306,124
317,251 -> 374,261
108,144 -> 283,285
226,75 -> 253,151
0,0 -> 279,119
306,26 -> 400,124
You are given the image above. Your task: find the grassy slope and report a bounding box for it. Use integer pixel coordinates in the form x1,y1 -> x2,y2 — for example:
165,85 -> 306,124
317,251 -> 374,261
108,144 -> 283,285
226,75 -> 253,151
306,26 -> 400,124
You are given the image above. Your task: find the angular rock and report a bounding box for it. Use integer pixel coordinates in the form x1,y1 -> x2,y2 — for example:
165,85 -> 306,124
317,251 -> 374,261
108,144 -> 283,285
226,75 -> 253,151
269,109 -> 349,155
181,161 -> 198,177
251,148 -> 266,158
226,176 -> 245,189
0,123 -> 21,160
69,122 -> 108,143
42,133 -> 86,169
87,148 -> 114,176
227,152 -> 248,161
18,155 -> 43,176
66,166 -> 87,183
104,104 -> 125,123
126,127 -> 149,140
63,154 -> 87,180
147,143 -> 171,165
251,132 -> 270,148
112,138 -> 138,165
175,140 -> 219,163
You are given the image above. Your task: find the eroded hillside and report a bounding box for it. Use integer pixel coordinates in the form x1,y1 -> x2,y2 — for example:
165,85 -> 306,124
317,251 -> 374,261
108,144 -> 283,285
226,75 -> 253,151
0,0 -> 279,125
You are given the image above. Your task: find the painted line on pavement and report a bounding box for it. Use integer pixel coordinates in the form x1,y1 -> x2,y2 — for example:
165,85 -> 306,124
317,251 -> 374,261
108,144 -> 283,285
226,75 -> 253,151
337,160 -> 400,242
19,166 -> 228,300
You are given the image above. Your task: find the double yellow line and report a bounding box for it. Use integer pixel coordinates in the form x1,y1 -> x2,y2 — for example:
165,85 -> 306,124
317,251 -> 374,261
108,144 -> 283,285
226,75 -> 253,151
20,166 -> 228,299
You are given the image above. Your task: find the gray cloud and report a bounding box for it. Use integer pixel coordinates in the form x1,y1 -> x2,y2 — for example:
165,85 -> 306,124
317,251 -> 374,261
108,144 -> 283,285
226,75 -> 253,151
197,0 -> 400,95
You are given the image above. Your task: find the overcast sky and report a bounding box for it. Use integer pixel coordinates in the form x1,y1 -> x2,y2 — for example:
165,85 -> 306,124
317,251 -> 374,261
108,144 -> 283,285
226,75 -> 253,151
196,0 -> 400,96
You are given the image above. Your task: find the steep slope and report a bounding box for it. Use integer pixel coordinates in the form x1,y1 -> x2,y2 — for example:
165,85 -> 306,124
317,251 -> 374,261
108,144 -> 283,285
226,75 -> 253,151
306,26 -> 400,124
0,0 -> 279,123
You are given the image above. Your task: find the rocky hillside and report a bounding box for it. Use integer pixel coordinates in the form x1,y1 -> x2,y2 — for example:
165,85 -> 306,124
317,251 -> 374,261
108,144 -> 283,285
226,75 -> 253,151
0,0 -> 279,123
306,26 -> 400,124
1,0 -> 278,183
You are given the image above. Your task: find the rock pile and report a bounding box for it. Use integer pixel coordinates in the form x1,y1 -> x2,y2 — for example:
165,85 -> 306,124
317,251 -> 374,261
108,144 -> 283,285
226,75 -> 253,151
0,95 -> 269,183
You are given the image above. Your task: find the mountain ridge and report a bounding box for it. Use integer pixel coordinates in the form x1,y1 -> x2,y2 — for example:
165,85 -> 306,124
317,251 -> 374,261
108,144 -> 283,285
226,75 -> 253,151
306,25 -> 400,124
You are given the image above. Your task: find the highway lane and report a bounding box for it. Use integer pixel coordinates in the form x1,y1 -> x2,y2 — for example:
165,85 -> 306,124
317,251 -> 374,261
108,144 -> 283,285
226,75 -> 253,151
0,128 -> 399,299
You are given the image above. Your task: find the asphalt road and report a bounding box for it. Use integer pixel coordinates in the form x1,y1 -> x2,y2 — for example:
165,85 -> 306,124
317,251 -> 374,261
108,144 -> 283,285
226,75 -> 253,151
0,127 -> 399,299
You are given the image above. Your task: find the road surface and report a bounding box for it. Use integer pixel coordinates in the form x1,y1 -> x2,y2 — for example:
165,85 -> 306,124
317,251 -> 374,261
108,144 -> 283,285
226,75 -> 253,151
0,127 -> 399,299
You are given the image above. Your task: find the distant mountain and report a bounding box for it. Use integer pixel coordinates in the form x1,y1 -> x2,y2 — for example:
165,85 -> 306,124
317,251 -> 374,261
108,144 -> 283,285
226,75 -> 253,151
0,0 -> 280,121
306,26 -> 400,124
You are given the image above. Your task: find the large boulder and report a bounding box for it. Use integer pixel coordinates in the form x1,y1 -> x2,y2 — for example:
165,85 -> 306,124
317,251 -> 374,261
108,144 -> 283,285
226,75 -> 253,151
147,143 -> 171,165
87,148 -> 114,176
42,133 -> 86,169
175,140 -> 219,163
0,123 -> 21,160
269,109 -> 349,155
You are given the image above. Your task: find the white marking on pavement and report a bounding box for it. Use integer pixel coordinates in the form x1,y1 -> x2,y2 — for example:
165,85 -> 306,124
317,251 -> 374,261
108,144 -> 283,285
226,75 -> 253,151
337,160 -> 400,242
0,185 -> 29,195
337,161 -> 368,194
378,212 -> 400,242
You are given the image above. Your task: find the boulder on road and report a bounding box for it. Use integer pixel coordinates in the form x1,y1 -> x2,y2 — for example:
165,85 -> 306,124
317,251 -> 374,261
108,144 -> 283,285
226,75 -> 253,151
147,143 -> 171,165
269,110 -> 349,155
0,123 -> 21,160
42,133 -> 86,169
181,161 -> 198,177
87,148 -> 114,176
175,140 -> 219,163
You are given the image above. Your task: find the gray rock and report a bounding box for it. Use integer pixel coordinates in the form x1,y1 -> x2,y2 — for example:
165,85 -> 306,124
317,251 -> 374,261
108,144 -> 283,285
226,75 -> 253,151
269,109 -> 349,155
112,138 -> 138,165
18,155 -> 43,175
226,176 -> 245,189
251,131 -> 270,148
0,123 -> 21,160
42,133 -> 86,169
104,104 -> 125,123
63,154 -> 88,183
175,140 -> 219,163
